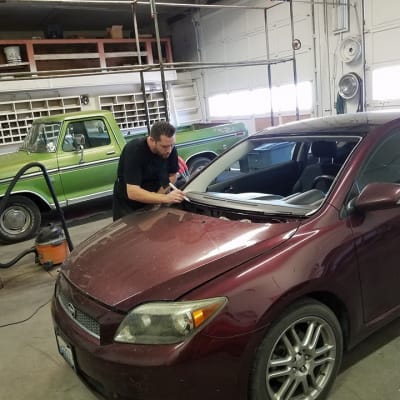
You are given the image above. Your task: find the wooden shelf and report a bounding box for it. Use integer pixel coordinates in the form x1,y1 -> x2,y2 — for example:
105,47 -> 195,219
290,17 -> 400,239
0,38 -> 173,76
0,62 -> 30,69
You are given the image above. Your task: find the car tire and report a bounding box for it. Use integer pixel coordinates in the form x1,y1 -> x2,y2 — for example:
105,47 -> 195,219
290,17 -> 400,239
250,299 -> 343,400
187,156 -> 212,175
0,195 -> 41,243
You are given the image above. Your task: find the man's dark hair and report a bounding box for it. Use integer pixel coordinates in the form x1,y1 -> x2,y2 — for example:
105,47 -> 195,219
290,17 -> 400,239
150,121 -> 176,141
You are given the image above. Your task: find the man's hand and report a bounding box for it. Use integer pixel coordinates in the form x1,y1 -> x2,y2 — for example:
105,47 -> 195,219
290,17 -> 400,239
165,188 -> 186,204
126,183 -> 186,205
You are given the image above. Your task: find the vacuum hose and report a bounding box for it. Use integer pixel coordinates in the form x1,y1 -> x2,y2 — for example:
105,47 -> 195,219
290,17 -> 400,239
0,246 -> 36,269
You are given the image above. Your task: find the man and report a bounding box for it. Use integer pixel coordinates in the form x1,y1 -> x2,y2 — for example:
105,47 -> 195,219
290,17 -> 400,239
112,121 -> 186,221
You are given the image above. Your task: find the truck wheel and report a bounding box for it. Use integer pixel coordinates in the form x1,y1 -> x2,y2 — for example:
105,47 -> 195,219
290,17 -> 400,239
0,195 -> 41,243
188,157 -> 212,175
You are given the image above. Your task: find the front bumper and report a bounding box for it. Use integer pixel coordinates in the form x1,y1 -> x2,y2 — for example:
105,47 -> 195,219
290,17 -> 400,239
51,292 -> 252,400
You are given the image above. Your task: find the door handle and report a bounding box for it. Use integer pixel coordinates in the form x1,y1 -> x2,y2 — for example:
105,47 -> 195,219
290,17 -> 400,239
106,151 -> 116,155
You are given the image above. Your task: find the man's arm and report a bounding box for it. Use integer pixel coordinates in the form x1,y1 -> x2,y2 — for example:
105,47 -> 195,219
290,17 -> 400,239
126,184 -> 184,204
169,172 -> 177,185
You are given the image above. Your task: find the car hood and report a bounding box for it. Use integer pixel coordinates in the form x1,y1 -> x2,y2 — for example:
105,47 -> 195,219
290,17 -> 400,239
62,208 -> 300,311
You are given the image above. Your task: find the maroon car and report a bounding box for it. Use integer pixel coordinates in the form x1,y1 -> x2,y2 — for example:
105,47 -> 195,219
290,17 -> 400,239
52,111 -> 400,400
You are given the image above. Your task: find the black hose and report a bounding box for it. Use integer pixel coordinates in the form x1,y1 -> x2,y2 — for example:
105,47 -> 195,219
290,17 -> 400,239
0,162 -> 73,251
0,246 -> 36,269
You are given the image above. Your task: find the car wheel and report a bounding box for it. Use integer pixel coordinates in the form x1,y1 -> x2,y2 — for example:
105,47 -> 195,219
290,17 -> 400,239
187,156 -> 212,175
0,195 -> 41,243
250,299 -> 343,400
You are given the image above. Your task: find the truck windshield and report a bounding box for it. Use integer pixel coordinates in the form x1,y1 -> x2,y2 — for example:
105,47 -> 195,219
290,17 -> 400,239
21,122 -> 62,153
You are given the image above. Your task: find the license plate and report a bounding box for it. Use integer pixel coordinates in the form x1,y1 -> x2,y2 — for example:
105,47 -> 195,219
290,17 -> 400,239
55,332 -> 76,370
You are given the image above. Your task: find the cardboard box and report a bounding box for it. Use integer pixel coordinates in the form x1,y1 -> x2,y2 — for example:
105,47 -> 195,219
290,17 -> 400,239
107,25 -> 123,39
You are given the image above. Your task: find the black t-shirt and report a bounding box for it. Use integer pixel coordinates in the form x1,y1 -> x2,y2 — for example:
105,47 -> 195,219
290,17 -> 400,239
113,137 -> 179,218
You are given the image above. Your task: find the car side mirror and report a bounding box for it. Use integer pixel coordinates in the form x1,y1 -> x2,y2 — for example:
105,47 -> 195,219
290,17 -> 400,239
72,134 -> 85,150
354,182 -> 400,212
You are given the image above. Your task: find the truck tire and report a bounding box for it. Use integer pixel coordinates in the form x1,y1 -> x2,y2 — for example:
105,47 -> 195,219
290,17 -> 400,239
188,156 -> 212,175
0,195 -> 41,243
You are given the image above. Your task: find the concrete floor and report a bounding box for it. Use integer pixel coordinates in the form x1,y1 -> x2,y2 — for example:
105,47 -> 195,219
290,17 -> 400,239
1,213 -> 400,400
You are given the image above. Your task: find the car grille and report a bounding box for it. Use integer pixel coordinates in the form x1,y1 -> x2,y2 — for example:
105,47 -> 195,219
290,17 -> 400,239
57,288 -> 100,339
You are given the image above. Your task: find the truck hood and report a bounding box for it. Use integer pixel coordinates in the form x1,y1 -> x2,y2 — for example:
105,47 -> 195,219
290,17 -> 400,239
0,150 -> 56,182
62,208 -> 300,311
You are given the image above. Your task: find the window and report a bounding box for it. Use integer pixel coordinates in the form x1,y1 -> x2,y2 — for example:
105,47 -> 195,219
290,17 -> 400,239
356,131 -> 400,191
63,120 -> 111,152
208,82 -> 312,118
372,65 -> 400,101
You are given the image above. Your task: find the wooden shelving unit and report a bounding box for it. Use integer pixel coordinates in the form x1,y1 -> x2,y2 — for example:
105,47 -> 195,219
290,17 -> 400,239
0,96 -> 82,145
0,38 -> 173,76
99,91 -> 167,133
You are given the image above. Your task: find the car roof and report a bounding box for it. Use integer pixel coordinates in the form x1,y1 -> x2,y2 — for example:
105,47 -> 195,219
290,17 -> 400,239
254,111 -> 400,138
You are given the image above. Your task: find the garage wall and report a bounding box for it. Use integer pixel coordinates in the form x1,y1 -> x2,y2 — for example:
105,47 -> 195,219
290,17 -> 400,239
174,0 -> 316,131
198,1 -> 313,93
170,0 -> 400,127
364,0 -> 400,108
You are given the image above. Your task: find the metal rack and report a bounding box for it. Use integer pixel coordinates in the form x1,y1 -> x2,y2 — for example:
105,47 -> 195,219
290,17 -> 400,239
0,0 -> 301,139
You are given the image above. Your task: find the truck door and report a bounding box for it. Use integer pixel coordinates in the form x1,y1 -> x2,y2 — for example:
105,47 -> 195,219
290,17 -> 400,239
56,118 -> 120,205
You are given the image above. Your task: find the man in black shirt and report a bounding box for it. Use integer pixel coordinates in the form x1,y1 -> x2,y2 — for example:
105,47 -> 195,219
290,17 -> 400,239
112,121 -> 186,220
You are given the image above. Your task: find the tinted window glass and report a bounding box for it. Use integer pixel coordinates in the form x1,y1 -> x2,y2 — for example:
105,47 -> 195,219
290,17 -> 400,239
357,131 -> 400,190
63,120 -> 111,152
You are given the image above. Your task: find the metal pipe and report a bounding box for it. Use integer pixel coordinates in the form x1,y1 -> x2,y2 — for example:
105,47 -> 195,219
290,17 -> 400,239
264,8 -> 275,126
0,57 -> 295,81
150,0 -> 169,122
6,0 -> 271,10
323,0 -> 333,113
6,0 -> 349,7
132,2 -> 151,133
0,58 -> 296,82
360,0 -> 367,111
311,0 -> 320,116
289,0 -> 300,120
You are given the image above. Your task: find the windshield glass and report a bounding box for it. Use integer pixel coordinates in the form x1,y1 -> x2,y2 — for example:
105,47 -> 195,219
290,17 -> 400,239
183,134 -> 360,219
21,122 -> 62,153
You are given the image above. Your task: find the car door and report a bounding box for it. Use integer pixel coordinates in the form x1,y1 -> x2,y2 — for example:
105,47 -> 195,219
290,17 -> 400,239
348,129 -> 400,323
56,118 -> 121,205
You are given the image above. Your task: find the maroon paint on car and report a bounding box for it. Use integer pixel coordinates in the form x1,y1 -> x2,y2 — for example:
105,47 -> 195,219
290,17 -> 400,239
52,112 -> 400,400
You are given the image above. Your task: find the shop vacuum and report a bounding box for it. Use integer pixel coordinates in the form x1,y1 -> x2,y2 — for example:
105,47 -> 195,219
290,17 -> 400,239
35,224 -> 69,269
0,224 -> 69,270
0,162 -> 73,271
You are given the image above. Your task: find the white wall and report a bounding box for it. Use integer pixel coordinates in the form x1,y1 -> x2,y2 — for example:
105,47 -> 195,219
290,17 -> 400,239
170,0 -> 400,128
364,0 -> 400,109
187,0 -> 316,129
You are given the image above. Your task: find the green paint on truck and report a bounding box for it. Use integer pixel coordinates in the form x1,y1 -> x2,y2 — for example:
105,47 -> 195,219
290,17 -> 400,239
0,110 -> 247,243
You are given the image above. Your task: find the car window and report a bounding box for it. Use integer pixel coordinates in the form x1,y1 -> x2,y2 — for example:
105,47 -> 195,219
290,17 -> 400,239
185,136 -> 360,219
212,141 -> 296,184
63,119 -> 111,152
85,120 -> 111,147
356,130 -> 400,191
21,122 -> 61,153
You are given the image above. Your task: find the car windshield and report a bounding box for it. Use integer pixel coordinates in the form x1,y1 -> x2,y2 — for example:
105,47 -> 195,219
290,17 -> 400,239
183,134 -> 360,220
20,122 -> 62,153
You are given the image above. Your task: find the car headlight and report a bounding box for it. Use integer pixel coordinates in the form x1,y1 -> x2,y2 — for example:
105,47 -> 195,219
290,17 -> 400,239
114,297 -> 227,344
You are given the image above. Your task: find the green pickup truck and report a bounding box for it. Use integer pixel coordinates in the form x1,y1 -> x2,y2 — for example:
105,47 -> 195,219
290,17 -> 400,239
0,110 -> 247,243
